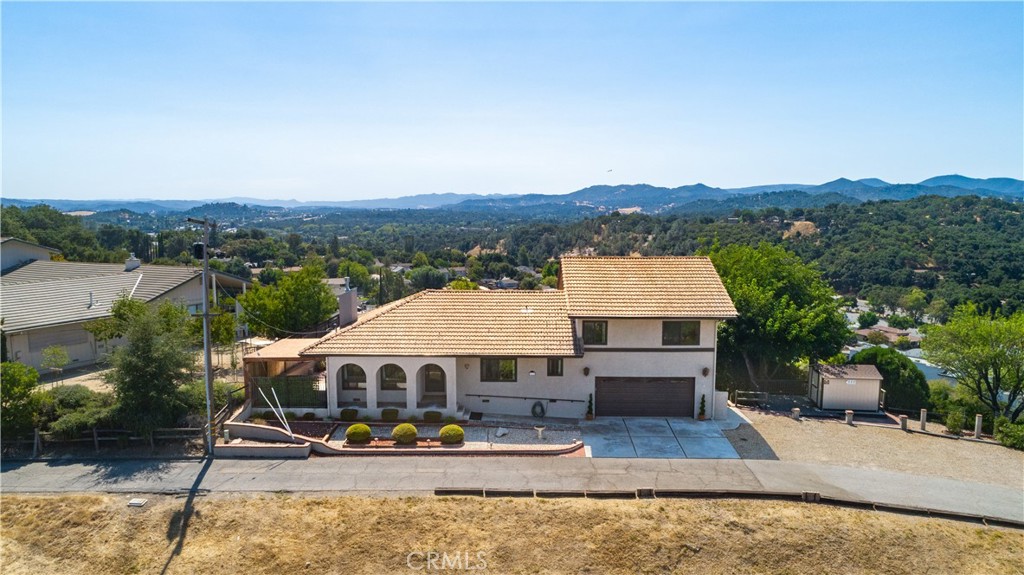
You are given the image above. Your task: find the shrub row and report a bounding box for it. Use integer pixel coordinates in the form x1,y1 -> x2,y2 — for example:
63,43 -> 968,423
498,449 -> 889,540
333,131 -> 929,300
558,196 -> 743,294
343,423 -> 465,445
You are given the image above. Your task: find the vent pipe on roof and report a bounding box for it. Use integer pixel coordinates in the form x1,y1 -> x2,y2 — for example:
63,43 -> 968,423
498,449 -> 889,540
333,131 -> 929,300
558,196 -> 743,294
88,291 -> 94,308
125,253 -> 141,272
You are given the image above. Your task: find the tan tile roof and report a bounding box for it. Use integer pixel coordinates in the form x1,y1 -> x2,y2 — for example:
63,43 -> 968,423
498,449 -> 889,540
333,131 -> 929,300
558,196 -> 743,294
816,364 -> 883,380
244,338 -> 322,361
559,256 -> 738,318
302,290 -> 579,357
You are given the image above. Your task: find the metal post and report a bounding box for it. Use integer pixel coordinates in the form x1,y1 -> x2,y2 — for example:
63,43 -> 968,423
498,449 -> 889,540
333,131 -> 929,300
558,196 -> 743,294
188,217 -> 216,457
974,414 -> 983,439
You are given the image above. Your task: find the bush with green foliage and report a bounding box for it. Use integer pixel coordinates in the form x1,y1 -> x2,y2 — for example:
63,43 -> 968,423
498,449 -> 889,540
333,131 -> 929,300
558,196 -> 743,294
857,312 -> 879,329
423,411 -> 442,423
442,416 -> 458,424
407,414 -> 419,423
928,381 -> 994,434
994,417 -> 1024,450
865,331 -> 890,346
381,408 -> 399,422
340,408 -> 359,421
439,424 -> 464,445
345,423 -> 372,443
391,423 -> 418,445
944,410 -> 965,435
1,362 -> 41,438
850,347 -> 929,410
301,412 -> 318,421
283,411 -> 297,421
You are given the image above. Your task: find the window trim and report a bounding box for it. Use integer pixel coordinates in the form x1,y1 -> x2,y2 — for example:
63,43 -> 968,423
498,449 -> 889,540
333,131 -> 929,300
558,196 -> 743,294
480,357 -> 518,382
582,320 -> 608,346
547,357 -> 563,377
662,320 -> 701,346
340,364 -> 367,390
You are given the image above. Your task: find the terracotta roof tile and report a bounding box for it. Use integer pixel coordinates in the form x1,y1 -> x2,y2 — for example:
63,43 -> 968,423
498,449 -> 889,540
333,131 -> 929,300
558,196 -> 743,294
302,290 -> 578,357
559,256 -> 738,318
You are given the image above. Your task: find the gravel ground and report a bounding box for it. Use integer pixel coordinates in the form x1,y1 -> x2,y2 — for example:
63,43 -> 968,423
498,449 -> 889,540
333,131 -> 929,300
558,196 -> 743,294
330,424 -> 581,451
724,410 -> 1024,489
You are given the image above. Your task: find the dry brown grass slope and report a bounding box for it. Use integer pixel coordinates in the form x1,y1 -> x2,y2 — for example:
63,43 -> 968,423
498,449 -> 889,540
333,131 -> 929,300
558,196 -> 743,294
2,494 -> 1022,575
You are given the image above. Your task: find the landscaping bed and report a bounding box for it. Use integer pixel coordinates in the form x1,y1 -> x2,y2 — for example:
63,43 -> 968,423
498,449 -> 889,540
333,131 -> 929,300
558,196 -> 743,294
257,419 -> 339,439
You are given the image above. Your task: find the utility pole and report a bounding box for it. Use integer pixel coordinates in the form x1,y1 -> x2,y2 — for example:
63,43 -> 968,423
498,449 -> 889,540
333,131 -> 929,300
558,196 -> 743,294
188,217 -> 216,456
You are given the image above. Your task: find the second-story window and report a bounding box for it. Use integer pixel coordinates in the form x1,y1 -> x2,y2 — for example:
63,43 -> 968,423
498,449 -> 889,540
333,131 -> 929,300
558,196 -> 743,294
582,321 -> 608,345
662,321 -> 700,346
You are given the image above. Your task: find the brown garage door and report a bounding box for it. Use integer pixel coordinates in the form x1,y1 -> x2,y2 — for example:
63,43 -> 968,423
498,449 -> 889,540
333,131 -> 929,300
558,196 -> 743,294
595,377 -> 695,417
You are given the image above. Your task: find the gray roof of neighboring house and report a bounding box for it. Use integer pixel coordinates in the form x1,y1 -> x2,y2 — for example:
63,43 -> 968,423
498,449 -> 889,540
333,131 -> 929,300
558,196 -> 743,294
0,237 -> 62,253
816,364 -> 883,380
0,260 -> 207,332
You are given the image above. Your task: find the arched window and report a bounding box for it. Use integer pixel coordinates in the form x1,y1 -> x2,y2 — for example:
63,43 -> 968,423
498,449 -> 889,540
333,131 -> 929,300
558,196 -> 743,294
380,364 -> 406,390
339,364 -> 366,390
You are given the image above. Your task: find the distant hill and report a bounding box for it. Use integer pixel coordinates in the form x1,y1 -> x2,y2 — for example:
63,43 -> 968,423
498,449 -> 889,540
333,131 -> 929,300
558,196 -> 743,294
3,175 -> 1018,220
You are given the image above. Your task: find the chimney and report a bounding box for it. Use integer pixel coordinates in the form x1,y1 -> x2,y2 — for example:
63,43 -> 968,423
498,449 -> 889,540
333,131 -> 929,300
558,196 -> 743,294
125,253 -> 141,272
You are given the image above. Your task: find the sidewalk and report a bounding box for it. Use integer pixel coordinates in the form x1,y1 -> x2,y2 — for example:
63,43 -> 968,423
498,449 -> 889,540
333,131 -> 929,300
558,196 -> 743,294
2,456 -> 1020,523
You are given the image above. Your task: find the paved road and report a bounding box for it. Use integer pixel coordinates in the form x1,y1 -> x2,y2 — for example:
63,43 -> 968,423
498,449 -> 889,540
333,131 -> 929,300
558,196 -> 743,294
2,457 -> 1020,523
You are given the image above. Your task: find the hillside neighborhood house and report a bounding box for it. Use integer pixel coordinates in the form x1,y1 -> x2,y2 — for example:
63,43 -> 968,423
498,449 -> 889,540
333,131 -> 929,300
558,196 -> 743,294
290,256 -> 738,420
0,243 -> 250,372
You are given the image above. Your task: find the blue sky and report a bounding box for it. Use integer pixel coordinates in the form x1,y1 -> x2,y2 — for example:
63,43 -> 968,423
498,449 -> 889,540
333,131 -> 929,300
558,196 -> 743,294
3,2 -> 1022,201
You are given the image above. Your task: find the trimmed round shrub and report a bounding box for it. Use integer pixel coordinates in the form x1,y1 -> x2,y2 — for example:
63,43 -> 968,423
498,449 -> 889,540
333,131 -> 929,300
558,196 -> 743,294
423,411 -> 443,423
345,424 -> 372,443
439,424 -> 465,445
301,412 -> 318,421
340,408 -> 359,422
381,408 -> 400,422
392,423 -> 418,445
283,411 -> 297,421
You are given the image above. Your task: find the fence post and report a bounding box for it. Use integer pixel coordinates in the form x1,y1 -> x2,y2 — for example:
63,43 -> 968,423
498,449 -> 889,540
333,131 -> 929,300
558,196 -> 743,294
93,428 -> 100,452
845,410 -> 854,425
32,428 -> 40,458
899,415 -> 908,431
920,409 -> 927,431
974,414 -> 983,439
791,408 -> 801,420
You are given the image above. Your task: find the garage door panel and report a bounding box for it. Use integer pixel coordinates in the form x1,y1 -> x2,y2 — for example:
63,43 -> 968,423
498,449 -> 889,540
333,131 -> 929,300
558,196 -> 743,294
595,377 -> 695,417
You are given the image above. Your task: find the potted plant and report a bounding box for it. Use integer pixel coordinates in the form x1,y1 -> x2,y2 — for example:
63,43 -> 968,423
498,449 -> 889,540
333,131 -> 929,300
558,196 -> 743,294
698,394 -> 707,421
585,393 -> 594,420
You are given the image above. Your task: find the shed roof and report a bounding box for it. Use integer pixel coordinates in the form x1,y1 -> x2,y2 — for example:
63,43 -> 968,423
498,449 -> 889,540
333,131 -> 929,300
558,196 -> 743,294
244,338 -> 321,361
559,256 -> 738,318
302,290 -> 578,357
816,364 -> 883,380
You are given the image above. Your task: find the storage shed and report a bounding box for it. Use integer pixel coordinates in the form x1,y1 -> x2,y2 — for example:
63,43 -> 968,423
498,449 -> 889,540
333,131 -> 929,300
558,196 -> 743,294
809,364 -> 884,412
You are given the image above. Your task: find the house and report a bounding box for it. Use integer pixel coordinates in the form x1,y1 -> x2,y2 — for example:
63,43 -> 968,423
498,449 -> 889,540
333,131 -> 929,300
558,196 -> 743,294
295,256 -> 738,420
1,237 -> 61,272
854,325 -> 922,347
1,256 -> 250,372
808,364 -> 884,412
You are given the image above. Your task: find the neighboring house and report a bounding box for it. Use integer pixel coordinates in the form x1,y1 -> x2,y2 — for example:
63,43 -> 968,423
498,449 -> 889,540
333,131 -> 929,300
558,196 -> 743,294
1,256 -> 250,372
1,237 -> 61,272
854,325 -> 922,347
808,364 -> 884,412
299,256 -> 738,420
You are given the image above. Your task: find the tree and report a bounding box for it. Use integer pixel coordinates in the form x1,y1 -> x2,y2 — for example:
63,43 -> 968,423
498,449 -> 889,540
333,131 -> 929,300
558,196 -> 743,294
899,287 -> 928,322
409,267 -> 447,290
239,260 -> 337,337
106,302 -> 195,437
41,346 -> 70,382
258,267 -> 284,286
710,243 -> 849,386
411,251 -> 431,268
337,260 -> 371,291
857,311 -> 879,329
887,314 -> 915,329
926,298 -> 952,324
865,331 -> 889,346
83,296 -> 148,345
1,362 -> 40,438
447,278 -> 479,290
922,304 -> 1024,422
519,276 -> 539,290
850,346 -> 928,410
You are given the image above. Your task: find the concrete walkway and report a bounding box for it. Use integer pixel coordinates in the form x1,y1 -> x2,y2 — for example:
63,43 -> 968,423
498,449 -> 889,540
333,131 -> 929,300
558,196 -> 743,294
581,417 -> 739,458
2,457 -> 1020,523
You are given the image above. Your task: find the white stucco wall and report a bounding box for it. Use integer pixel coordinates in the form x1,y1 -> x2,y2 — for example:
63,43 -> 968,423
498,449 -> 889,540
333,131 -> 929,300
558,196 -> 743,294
1,242 -> 54,272
6,322 -> 114,373
325,355 -> 458,418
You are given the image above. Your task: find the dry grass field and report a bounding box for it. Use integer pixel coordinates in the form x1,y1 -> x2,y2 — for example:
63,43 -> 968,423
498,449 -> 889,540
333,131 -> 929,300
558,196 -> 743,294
2,494 -> 1021,575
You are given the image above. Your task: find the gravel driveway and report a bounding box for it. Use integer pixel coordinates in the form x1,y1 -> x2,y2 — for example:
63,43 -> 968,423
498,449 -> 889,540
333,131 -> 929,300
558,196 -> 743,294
724,409 -> 1024,489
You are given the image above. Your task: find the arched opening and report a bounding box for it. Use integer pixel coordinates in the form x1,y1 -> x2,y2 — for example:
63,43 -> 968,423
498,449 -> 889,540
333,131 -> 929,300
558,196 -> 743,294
417,364 -> 447,408
378,364 -> 407,390
336,363 -> 366,407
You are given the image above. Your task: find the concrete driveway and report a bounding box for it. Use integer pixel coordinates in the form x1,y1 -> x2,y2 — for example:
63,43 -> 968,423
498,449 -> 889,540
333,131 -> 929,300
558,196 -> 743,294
581,417 -> 740,459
